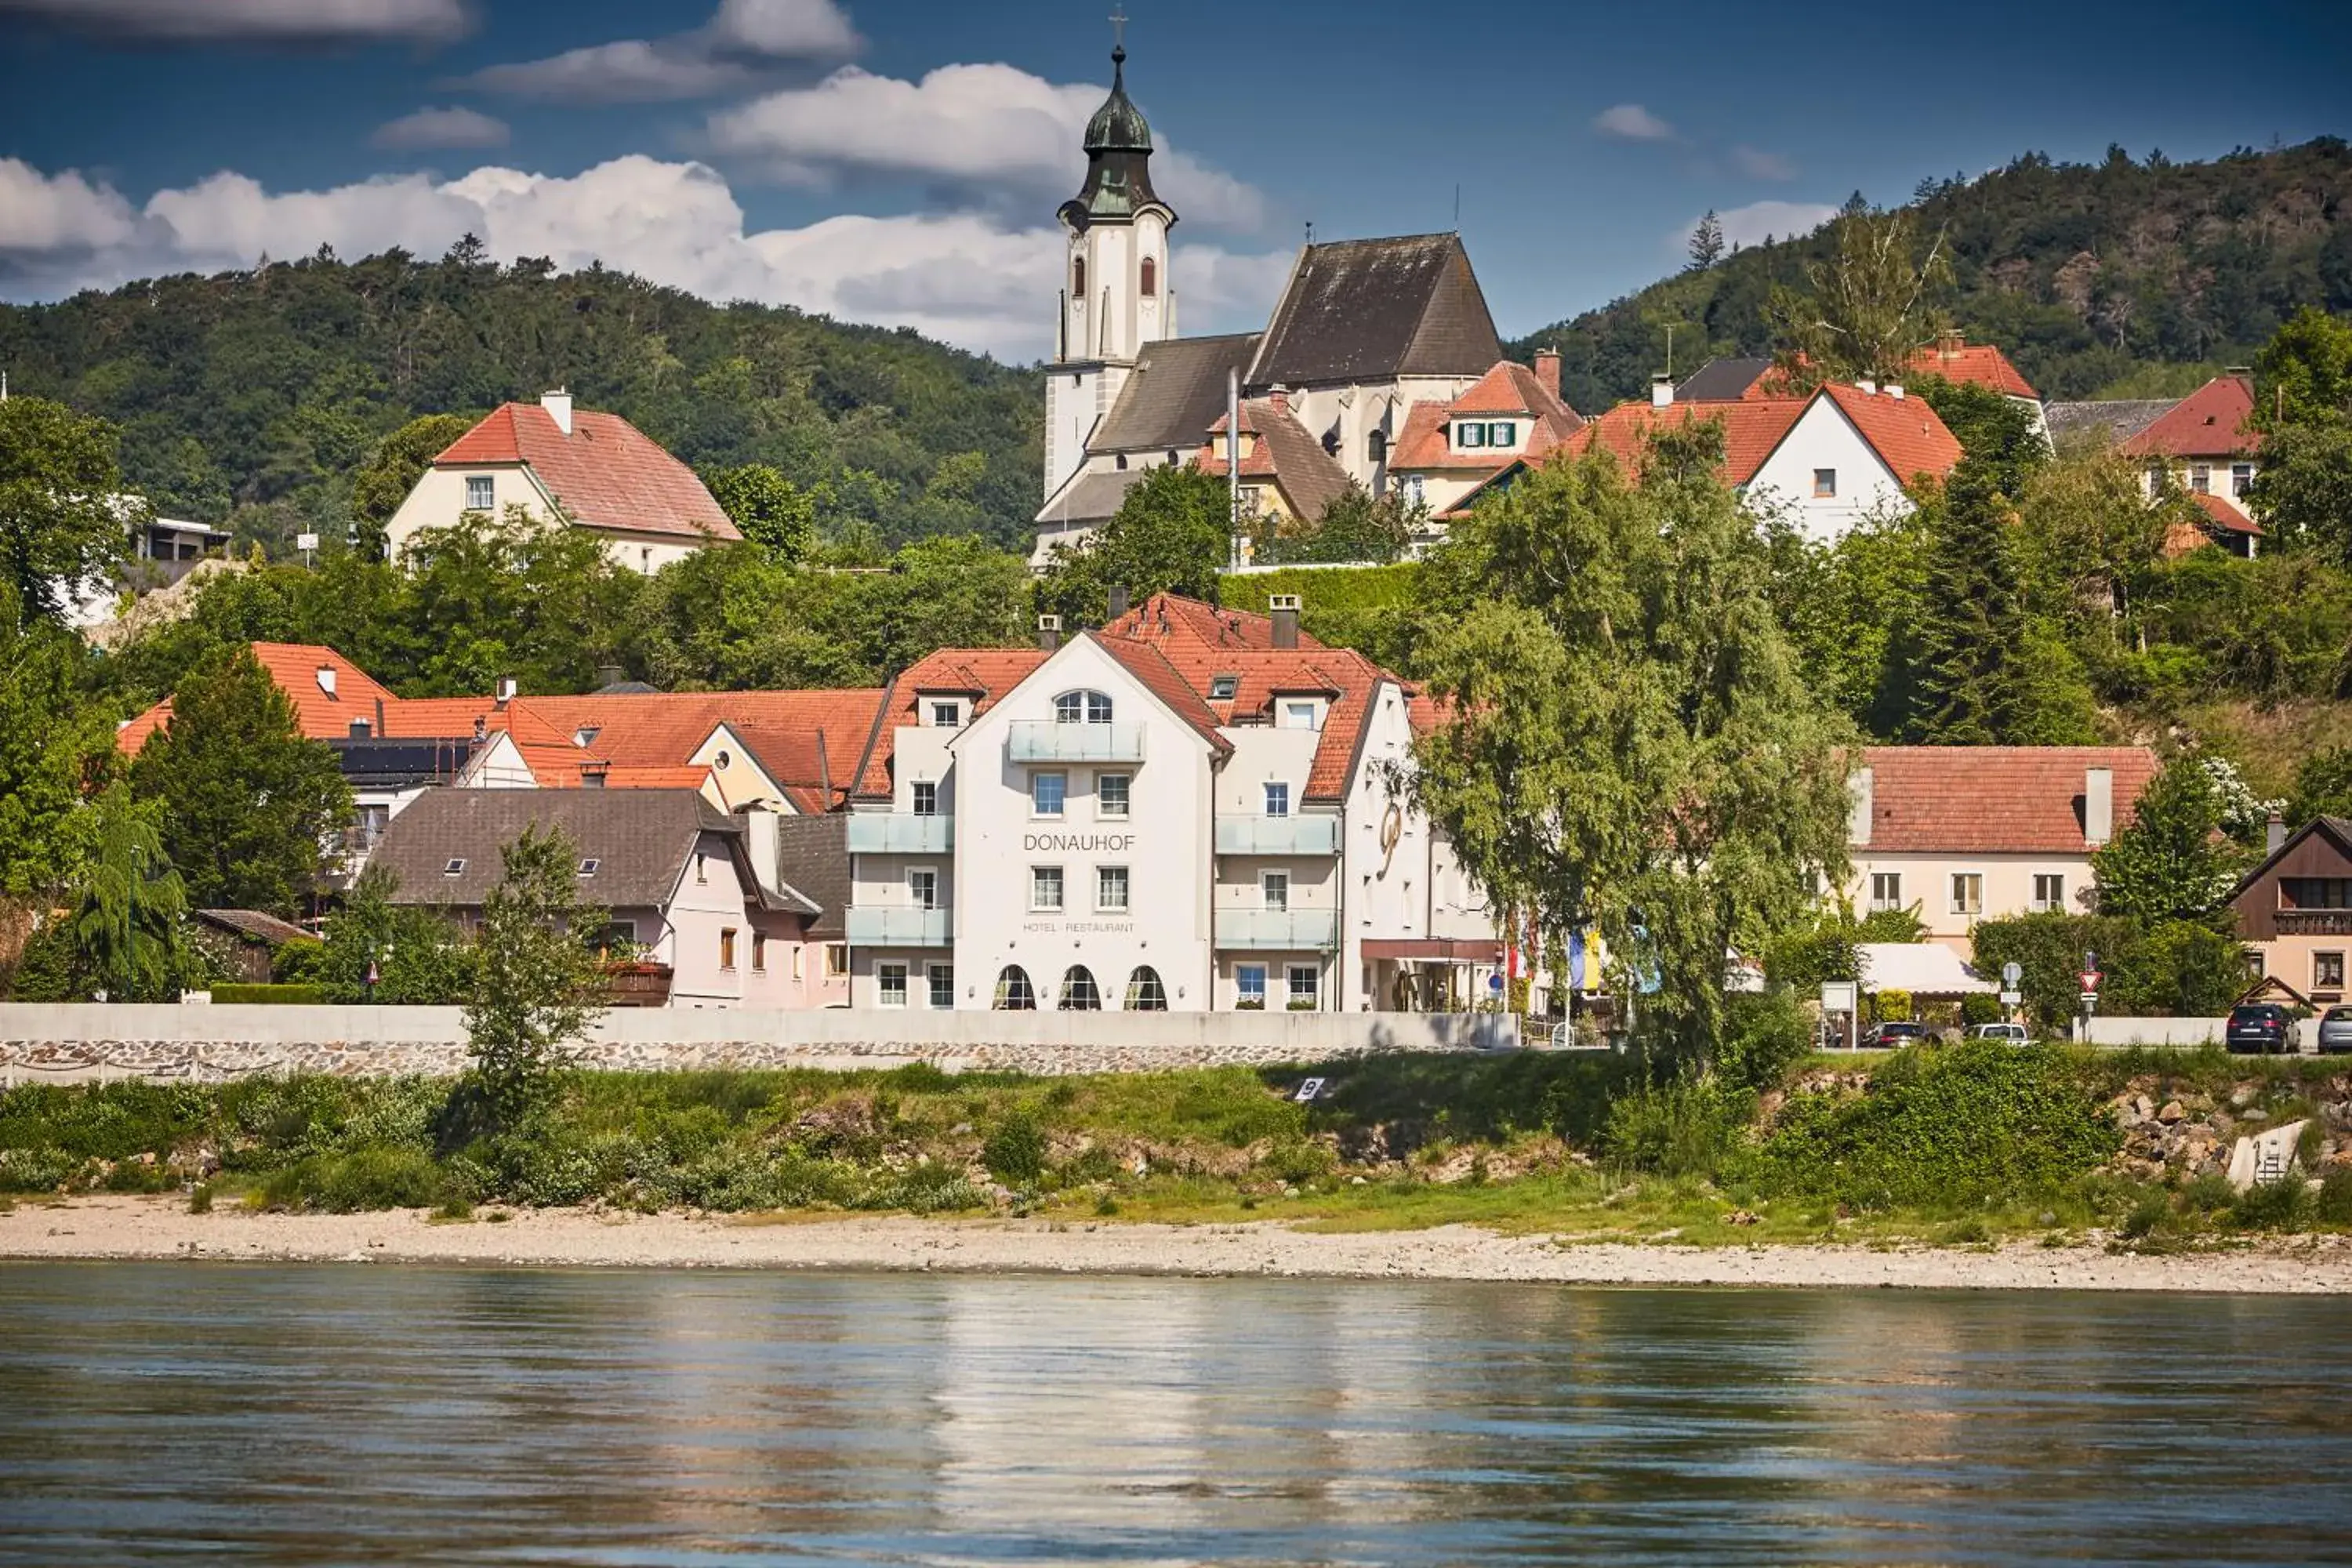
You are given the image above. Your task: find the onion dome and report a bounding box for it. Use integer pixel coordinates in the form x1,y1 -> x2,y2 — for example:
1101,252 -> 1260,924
1061,45 -> 1171,229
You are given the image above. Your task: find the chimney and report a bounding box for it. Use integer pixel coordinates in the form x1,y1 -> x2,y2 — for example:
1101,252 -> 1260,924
1857,377 -> 1878,396
816,727 -> 833,810
1269,388 -> 1290,418
597,664 -> 622,688
1886,383 -> 1905,400
2085,767 -> 2115,847
541,388 -> 574,436
1535,347 -> 1562,401
741,804 -> 782,895
495,674 -> 517,705
1106,585 -> 1129,622
348,717 -> 372,739
1036,613 -> 1062,652
1269,593 -> 1301,649
2268,811 -> 2287,855
1939,328 -> 1962,359
1650,374 -> 1674,408
316,663 -> 338,699
1849,766 -> 1874,848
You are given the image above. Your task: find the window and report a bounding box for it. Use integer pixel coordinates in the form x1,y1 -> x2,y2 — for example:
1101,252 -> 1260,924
878,962 -> 909,1007
1261,871 -> 1290,912
1236,964 -> 1269,1007
825,944 -> 848,978
993,965 -> 1036,1010
1031,866 -> 1065,912
443,858 -> 466,877
577,857 -> 601,877
597,920 -> 638,952
1032,771 -> 1067,818
713,750 -> 732,772
909,869 -> 938,910
792,946 -> 804,981
1054,690 -> 1114,724
1950,873 -> 1984,916
2032,873 -> 2066,913
1868,872 -> 1902,912
465,475 -> 494,511
1208,674 -> 1239,701
1125,966 -> 1167,1011
2233,463 -> 2255,499
1073,255 -> 1086,300
1404,474 -> 1425,506
1097,773 -> 1131,818
2190,464 -> 2212,494
1368,429 -> 1387,463
1098,866 -> 1130,913
1140,255 -> 1157,298
752,933 -> 768,973
1238,485 -> 1265,517
1455,422 -> 1488,449
1264,782 -> 1291,818
1813,468 -> 1838,499
927,964 -> 954,1009
719,928 -> 738,971
1488,420 -> 1516,447
2284,879 -> 2352,910
1287,964 -> 1321,1010
2318,953 -> 2347,992
1058,965 -> 1102,1011
929,701 -> 961,728
912,781 -> 938,816
695,855 -> 708,884
1282,700 -> 1319,731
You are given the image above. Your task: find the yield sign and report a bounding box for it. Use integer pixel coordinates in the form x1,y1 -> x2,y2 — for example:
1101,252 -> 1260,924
2079,970 -> 2103,993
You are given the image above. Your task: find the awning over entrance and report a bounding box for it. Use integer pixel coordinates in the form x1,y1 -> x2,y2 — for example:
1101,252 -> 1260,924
1361,938 -> 1503,962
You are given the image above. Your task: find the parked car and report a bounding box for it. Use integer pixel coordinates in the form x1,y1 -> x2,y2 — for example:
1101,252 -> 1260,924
1967,1022 -> 2031,1044
2318,1007 -> 2352,1055
1864,1021 -> 1929,1048
2225,1004 -> 2296,1054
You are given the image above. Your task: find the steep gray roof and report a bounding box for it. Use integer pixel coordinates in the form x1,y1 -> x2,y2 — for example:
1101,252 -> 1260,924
1036,466 -> 1151,528
1248,234 -> 1501,389
372,789 -> 737,909
1676,357 -> 1772,401
1091,332 -> 1260,453
2046,398 -> 2176,447
195,909 -> 310,946
771,813 -> 850,941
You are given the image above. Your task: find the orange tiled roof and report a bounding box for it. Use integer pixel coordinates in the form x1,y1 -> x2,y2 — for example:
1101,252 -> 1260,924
1858,746 -> 2160,855
1567,397 -> 1809,485
1134,641 -> 1404,800
2122,375 -> 2260,460
435,403 -> 741,543
117,641 -> 400,754
1103,592 -> 1328,652
2187,489 -> 2263,536
1388,361 -> 1583,474
521,689 -> 890,811
1905,339 -> 2039,400
1817,383 -> 1965,485
1093,634 -> 1236,757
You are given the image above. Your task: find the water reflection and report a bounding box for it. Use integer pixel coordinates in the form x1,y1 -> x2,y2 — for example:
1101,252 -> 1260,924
0,1264 -> 2347,1565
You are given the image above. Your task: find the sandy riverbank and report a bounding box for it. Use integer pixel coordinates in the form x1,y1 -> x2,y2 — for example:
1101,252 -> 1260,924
5,1196 -> 2350,1291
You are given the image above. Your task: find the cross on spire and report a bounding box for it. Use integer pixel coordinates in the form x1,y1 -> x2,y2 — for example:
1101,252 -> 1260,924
1109,7 -> 1127,48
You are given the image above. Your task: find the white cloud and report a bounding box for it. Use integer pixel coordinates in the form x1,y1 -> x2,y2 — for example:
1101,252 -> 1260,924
456,0 -> 857,103
1668,199 -> 1839,255
1593,103 -> 1675,142
371,106 -> 510,151
706,63 -> 1267,231
0,0 -> 472,44
1731,145 -> 1797,181
0,154 -> 1288,361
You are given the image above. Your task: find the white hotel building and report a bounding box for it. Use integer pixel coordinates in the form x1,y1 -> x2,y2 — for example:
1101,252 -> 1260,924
840,595 -> 1504,1013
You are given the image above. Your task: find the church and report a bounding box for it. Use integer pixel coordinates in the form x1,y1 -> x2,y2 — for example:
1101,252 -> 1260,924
1032,44 -> 1567,568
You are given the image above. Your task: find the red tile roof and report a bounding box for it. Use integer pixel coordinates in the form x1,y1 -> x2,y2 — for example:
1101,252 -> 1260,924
1093,635 -> 1236,757
520,690 -> 890,811
1567,397 -> 1808,485
1447,360 -> 1585,424
1102,592 -> 1328,652
1817,383 -> 1965,485
1117,638 -> 1407,800
1857,746 -> 2160,855
435,403 -> 740,543
1905,339 -> 2039,400
2187,489 -> 2263,536
2122,375 -> 2260,459
118,642 -> 399,754
1388,361 -> 1583,474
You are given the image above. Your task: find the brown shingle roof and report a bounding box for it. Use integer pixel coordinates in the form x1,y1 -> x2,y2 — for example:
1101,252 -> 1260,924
1247,234 -> 1502,387
1198,397 -> 1355,521
435,403 -> 739,543
372,788 -> 739,909
1858,746 -> 2160,855
1089,332 -> 1261,453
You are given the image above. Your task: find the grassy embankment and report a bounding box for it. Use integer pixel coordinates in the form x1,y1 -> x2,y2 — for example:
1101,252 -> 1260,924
2,1044 -> 2348,1249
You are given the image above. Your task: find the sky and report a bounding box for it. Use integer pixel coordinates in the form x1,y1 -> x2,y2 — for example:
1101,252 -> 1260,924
0,0 -> 2346,362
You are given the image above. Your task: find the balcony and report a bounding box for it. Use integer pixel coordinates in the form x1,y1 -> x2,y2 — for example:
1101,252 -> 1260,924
2277,909 -> 2352,937
1007,720 -> 1147,764
603,963 -> 673,1008
845,906 -> 953,947
1216,815 -> 1340,855
1216,908 -> 1340,951
846,814 -> 954,854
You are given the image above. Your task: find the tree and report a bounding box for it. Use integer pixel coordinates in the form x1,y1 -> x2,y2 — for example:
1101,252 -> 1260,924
2290,745 -> 2352,826
1410,426 -> 1855,1058
69,782 -> 194,1003
1038,463 -> 1230,624
2252,306 -> 2352,429
0,586 -> 118,896
2246,420 -> 2352,563
0,396 -> 134,627
1763,209 -> 1953,390
464,824 -> 608,1128
1765,897 -> 1927,993
1253,485 -> 1416,565
1914,377 -> 2049,501
2089,756 -> 2242,925
709,463 -> 817,563
313,862 -> 476,1005
348,412 -> 477,557
1897,473 -> 2026,742
1971,911 -> 2136,1033
129,643 -> 353,914
1687,210 -> 1726,270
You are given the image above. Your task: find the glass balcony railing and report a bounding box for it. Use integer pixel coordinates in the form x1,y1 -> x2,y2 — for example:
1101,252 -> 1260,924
1215,909 -> 1340,950
845,815 -> 954,854
1214,815 -> 1340,855
844,907 -> 953,947
1006,720 -> 1147,763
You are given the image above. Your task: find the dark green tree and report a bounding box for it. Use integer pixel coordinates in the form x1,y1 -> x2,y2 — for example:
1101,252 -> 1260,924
314,863 -> 477,1005
464,825 -> 607,1129
0,586 -> 118,896
1254,485 -> 1416,565
348,412 -> 476,556
69,781 -> 194,1003
1688,210 -> 1726,270
710,463 -> 818,563
2289,744 -> 2352,826
2252,306 -> 2352,428
0,396 -> 133,627
2089,756 -> 2242,925
1039,463 -> 1230,624
2248,421 -> 2352,563
1914,376 -> 2049,500
1898,472 -> 2025,742
129,644 -> 353,914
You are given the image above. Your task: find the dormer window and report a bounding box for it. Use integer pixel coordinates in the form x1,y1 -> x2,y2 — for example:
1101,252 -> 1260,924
1209,673 -> 1239,701
1488,420 -> 1516,448
577,858 -> 601,877
1454,422 -> 1488,449
1054,690 -> 1114,724
574,726 -> 601,747
930,700 -> 962,728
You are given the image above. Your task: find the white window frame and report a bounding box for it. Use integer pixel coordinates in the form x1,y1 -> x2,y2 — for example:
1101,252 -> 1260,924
2032,873 -> 2065,913
1287,964 -> 1321,1010
2318,952 -> 2347,993
1264,782 -> 1291,818
911,781 -> 938,816
1282,700 -> 1319,731
1031,771 -> 1067,818
1097,865 -> 1130,913
1869,871 -> 1902,912
1261,870 -> 1290,912
465,474 -> 495,511
877,962 -> 909,1008
1488,420 -> 1516,447
2232,463 -> 2255,499
1031,865 -> 1065,913
2190,464 -> 2212,494
908,869 -> 938,911
1404,474 -> 1426,506
1455,421 -> 1488,449
929,701 -> 961,728
1950,873 -> 1984,917
1236,964 -> 1268,1007
927,963 -> 954,1010
1813,467 -> 1837,499
1097,772 -> 1131,819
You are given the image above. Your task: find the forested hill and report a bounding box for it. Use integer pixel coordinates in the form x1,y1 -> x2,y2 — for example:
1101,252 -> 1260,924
0,244 -> 1044,554
1514,137 -> 2352,413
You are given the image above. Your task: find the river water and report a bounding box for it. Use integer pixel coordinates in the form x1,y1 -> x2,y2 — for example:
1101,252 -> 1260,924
1,1263 -> 2347,1565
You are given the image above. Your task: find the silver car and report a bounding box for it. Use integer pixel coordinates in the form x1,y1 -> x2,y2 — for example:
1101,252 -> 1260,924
1967,1022 -> 2031,1045
2318,1007 -> 2352,1055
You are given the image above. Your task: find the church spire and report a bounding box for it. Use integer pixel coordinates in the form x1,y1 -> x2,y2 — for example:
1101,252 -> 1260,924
1062,22 -> 1166,227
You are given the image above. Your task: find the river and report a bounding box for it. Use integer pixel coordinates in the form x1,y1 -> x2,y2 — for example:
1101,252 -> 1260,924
0,1263 -> 2346,1564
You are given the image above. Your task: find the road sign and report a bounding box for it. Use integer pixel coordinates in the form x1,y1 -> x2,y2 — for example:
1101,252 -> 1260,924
2000,989 -> 2021,1006
296,532 -> 319,552
2079,970 -> 2103,993
1294,1077 -> 1325,1104
1820,980 -> 1858,1014
2002,962 -> 2022,987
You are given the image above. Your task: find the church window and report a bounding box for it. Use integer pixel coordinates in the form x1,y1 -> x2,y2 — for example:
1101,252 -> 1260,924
1073,256 -> 1087,300
1141,256 -> 1157,297
1368,429 -> 1387,463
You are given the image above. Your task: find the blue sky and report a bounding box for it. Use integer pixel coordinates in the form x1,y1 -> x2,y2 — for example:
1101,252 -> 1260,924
1,0 -> 2345,360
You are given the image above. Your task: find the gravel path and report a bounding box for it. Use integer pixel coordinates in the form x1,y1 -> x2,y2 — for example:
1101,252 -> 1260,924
6,1196 -> 2350,1292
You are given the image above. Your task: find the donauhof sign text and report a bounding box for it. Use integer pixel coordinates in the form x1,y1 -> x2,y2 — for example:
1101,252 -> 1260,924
1021,833 -> 1138,852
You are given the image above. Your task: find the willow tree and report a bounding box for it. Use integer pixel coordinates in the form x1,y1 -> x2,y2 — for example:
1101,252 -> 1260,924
1764,208 -> 1952,390
1410,426 -> 1855,1055
70,782 -> 193,1003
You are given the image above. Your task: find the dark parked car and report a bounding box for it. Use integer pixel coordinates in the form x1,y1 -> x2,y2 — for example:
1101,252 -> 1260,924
2318,1007 -> 2352,1055
1864,1021 -> 1929,1048
2226,1004 -> 2295,1054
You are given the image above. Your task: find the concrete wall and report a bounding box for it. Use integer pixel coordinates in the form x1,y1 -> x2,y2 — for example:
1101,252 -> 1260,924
2083,1016 -> 2321,1051
0,1004 -> 1519,1084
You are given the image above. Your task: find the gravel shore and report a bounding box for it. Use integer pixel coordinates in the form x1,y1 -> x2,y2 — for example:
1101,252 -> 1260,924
6,1196 -> 2350,1291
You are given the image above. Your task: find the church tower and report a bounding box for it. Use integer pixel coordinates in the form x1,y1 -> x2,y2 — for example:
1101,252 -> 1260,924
1044,37 -> 1178,503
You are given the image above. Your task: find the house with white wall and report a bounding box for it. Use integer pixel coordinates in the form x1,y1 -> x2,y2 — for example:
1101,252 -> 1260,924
2047,373 -> 2264,557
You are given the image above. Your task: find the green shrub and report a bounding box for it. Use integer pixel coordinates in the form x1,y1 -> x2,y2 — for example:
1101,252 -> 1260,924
1056,1145 -> 1122,1185
209,983 -> 328,1005
1715,989 -> 1810,1091
1262,1139 -> 1337,1185
271,938 -> 328,985
2229,1176 -> 2313,1232
981,1112 -> 1047,1184
1961,993 -> 2004,1027
2119,1188 -> 2171,1240
102,1157 -> 172,1193
1602,1070 -> 1754,1178
2316,1167 -> 2352,1225
864,1162 -> 985,1214
256,1145 -> 455,1212
188,1182 -> 213,1214
0,1145 -> 78,1192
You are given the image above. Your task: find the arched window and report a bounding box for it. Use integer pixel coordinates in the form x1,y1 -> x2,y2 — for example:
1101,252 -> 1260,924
1140,256 -> 1157,298
1073,255 -> 1087,302
1368,428 -> 1388,463
1124,966 -> 1167,1011
1054,690 -> 1115,724
1058,965 -> 1102,1011
993,964 -> 1036,1011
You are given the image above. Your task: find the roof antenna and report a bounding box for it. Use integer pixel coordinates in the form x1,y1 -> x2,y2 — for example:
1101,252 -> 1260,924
1453,183 -> 1460,232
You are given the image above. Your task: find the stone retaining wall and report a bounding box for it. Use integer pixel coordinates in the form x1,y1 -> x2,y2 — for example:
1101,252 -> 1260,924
0,1004 -> 1517,1083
